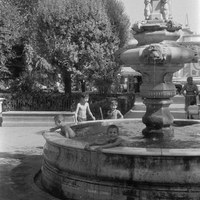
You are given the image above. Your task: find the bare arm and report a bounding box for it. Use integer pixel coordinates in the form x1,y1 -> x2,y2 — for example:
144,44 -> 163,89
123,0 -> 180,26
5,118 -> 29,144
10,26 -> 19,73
84,138 -> 108,150
49,126 -> 61,132
117,110 -> 124,119
41,125 -> 61,135
63,125 -> 76,138
74,103 -> 80,123
194,85 -> 199,96
86,103 -> 95,120
180,85 -> 186,96
96,138 -> 123,150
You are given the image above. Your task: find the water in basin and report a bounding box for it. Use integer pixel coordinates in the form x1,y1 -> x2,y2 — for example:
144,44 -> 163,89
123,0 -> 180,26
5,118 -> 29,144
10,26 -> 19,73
72,119 -> 200,149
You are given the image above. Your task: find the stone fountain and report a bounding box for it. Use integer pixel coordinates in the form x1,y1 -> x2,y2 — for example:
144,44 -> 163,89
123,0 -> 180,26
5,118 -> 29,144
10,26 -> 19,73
119,0 -> 198,138
39,1 -> 200,199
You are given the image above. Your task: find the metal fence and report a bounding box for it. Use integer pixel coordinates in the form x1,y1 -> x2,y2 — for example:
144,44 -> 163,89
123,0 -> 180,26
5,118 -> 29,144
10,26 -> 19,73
2,93 -> 73,111
2,92 -> 135,114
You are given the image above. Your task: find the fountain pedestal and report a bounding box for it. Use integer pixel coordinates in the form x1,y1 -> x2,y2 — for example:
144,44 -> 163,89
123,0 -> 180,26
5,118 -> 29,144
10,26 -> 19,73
120,41 -> 197,137
142,98 -> 174,137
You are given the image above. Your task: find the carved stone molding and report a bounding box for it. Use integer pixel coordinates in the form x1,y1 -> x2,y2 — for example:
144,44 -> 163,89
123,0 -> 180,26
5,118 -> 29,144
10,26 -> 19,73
166,20 -> 182,32
141,45 -> 167,65
140,90 -> 176,98
163,72 -> 173,83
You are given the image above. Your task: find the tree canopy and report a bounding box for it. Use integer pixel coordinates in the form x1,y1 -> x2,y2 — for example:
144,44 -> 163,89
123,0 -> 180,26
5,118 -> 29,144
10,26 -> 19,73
1,0 -> 130,94
0,0 -> 24,78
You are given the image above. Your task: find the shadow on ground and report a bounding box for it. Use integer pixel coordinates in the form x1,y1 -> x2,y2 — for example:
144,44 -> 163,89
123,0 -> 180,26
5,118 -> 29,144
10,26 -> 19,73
0,152 -> 58,200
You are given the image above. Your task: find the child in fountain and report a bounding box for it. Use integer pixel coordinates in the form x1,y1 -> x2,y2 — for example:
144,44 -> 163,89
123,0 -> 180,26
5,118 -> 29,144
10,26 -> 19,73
84,124 -> 128,151
107,100 -> 123,119
75,93 -> 95,123
48,114 -> 76,138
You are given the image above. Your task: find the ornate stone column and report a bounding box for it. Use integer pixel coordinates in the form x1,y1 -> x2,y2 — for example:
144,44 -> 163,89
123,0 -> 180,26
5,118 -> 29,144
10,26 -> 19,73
119,42 -> 197,137
117,0 -> 200,138
139,44 -> 196,137
139,45 -> 176,137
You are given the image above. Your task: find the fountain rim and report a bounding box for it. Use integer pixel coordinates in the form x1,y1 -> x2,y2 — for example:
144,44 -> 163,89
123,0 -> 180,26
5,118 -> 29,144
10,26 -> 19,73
43,118 -> 200,157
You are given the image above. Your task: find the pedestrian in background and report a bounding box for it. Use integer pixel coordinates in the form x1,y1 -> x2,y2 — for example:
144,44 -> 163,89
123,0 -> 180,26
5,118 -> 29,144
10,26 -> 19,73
181,76 -> 199,118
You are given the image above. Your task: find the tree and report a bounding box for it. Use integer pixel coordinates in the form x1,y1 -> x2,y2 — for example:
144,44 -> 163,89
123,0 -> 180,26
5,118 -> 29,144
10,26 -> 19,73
103,0 -> 130,48
2,0 -> 130,95
0,0 -> 24,79
32,0 -> 130,94
1,0 -> 58,92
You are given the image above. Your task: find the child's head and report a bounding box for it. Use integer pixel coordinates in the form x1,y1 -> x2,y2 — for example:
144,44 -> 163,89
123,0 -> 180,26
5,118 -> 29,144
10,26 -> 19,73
187,76 -> 193,85
80,93 -> 89,103
110,100 -> 118,110
106,124 -> 119,138
54,114 -> 65,127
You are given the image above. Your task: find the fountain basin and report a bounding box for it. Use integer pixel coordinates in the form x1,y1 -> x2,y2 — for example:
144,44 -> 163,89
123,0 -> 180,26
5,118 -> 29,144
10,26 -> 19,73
41,119 -> 200,200
134,29 -> 181,45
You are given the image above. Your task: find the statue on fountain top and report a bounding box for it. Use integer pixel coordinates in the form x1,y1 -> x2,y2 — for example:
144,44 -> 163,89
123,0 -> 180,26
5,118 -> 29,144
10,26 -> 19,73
144,0 -> 152,20
160,0 -> 171,21
132,0 -> 182,36
144,0 -> 172,21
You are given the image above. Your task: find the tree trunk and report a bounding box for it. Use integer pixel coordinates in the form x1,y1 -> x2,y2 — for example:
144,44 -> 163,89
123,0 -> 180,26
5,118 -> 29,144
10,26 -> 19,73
81,80 -> 86,92
63,70 -> 72,95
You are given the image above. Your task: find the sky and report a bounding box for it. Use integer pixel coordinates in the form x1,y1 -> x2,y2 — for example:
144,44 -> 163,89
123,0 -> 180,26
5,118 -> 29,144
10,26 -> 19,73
122,0 -> 200,34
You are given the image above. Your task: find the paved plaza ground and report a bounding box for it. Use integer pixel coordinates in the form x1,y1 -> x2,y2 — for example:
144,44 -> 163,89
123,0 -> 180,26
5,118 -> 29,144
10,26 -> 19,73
0,95 -> 189,200
0,127 -> 59,200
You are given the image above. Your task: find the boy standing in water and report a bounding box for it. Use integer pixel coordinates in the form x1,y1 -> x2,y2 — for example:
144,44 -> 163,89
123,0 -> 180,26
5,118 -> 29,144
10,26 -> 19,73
75,93 -> 95,123
107,100 -> 123,119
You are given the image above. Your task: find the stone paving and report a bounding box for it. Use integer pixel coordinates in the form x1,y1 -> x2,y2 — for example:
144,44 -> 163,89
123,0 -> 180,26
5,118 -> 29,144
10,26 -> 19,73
0,127 -> 59,200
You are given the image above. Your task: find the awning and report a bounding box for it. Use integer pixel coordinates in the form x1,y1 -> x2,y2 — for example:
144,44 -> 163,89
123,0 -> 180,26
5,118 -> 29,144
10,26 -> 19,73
120,67 -> 141,76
